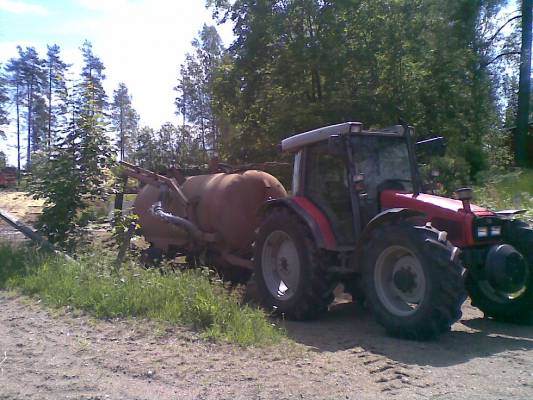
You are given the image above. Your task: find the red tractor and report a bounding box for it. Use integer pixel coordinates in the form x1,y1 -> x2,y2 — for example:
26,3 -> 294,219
253,121 -> 533,339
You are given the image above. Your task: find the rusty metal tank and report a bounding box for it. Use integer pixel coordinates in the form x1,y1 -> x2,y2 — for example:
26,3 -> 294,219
133,169 -> 287,257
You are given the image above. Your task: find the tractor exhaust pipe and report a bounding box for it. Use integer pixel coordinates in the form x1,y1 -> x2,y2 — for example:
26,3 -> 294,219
455,188 -> 473,213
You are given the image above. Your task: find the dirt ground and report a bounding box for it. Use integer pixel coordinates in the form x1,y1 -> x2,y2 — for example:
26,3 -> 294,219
1,191 -> 533,399
0,191 -> 44,224
1,293 -> 533,400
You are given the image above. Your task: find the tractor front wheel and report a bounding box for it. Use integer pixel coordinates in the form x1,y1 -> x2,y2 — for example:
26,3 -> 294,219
362,222 -> 466,339
465,244 -> 533,324
253,208 -> 336,320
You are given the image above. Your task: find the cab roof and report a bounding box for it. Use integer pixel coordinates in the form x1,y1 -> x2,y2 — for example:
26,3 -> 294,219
281,122 -> 406,152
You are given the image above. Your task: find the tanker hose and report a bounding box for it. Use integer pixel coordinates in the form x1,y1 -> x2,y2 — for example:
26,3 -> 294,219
150,201 -> 204,243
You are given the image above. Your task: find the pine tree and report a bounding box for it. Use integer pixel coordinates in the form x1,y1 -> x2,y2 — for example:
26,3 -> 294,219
17,46 -> 47,170
45,44 -> 69,150
132,126 -> 158,169
31,41 -> 114,246
79,40 -> 107,115
111,83 -> 139,161
5,56 -> 24,179
175,24 -> 224,159
0,65 -> 9,140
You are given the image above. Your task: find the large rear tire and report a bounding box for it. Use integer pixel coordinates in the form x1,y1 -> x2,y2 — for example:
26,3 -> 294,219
362,222 -> 466,340
253,208 -> 336,320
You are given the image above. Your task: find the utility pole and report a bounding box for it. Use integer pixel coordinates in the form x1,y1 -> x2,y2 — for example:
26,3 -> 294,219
515,0 -> 532,167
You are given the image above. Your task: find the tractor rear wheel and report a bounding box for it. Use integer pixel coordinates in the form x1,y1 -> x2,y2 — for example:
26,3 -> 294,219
253,208 -> 336,320
362,222 -> 466,340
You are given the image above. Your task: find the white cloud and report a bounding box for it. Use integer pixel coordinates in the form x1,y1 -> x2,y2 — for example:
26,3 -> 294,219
0,0 -> 48,15
67,0 -> 233,128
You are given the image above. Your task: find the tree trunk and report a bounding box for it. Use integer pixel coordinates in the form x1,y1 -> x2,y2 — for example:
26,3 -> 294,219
48,61 -> 52,150
515,0 -> 532,167
26,77 -> 33,170
16,82 -> 20,184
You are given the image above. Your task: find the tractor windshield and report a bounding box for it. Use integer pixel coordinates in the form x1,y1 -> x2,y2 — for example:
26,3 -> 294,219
351,135 -> 413,200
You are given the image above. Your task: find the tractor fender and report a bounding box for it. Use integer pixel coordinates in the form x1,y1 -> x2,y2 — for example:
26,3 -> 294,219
359,208 -> 427,244
258,197 -> 337,250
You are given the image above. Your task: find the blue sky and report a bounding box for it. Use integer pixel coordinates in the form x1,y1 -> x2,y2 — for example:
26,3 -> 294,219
0,0 -> 233,165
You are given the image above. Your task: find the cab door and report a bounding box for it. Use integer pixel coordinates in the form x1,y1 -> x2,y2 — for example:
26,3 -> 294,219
303,140 -> 355,245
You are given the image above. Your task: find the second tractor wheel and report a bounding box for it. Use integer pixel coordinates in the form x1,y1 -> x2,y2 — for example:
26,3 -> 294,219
253,208 -> 336,320
362,222 -> 466,340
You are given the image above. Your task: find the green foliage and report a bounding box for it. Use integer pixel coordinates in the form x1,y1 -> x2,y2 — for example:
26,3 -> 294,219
175,24 -> 224,159
0,64 -> 9,139
45,44 -> 70,150
207,0 -> 507,167
111,82 -> 139,161
474,168 -> 533,223
420,155 -> 471,195
111,210 -> 140,250
0,244 -> 285,346
30,41 -> 115,248
0,150 -> 6,169
131,123 -> 203,171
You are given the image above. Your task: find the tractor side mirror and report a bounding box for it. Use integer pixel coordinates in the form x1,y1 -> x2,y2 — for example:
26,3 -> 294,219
416,136 -> 446,157
328,135 -> 345,157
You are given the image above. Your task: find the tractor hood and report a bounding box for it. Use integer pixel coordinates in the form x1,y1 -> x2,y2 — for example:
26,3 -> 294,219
381,190 -> 495,217
381,190 -> 495,247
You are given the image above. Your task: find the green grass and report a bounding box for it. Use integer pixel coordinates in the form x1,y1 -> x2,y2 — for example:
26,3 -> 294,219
474,168 -> 533,223
0,245 -> 284,346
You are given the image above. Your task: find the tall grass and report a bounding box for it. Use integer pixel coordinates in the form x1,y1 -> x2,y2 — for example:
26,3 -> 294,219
474,168 -> 533,223
0,245 -> 284,346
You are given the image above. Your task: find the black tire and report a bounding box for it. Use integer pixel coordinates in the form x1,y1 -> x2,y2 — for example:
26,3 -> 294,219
465,223 -> 533,324
141,245 -> 164,268
362,222 -> 466,340
253,207 -> 336,320
213,264 -> 253,284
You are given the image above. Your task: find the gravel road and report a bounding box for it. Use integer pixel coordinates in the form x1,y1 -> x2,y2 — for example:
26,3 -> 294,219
1,292 -> 533,400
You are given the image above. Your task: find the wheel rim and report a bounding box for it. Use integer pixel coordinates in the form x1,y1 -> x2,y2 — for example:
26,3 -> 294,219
477,275 -> 528,303
261,230 -> 301,301
374,245 -> 427,317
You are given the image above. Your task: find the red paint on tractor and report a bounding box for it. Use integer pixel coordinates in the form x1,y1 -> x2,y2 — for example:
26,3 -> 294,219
292,196 -> 337,250
380,190 -> 495,247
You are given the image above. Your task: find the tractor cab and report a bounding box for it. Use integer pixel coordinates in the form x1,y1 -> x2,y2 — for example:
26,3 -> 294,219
281,122 -> 419,245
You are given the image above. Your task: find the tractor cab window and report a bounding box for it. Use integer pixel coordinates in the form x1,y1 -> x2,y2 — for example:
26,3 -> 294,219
351,135 -> 413,205
305,141 -> 354,244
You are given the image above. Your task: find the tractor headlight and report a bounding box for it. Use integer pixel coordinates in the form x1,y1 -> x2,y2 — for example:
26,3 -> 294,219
490,226 -> 502,236
473,217 -> 503,240
477,226 -> 489,238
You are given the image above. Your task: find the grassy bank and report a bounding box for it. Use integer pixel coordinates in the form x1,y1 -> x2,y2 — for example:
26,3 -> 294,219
474,169 -> 533,222
0,245 -> 284,346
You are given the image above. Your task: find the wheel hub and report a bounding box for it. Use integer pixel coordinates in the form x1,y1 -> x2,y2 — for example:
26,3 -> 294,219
262,230 -> 301,300
374,246 -> 427,317
393,267 -> 417,293
484,244 -> 528,299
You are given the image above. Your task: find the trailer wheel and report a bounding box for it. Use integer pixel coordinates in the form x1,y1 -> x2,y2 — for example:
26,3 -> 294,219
141,245 -> 164,268
362,222 -> 466,340
253,207 -> 336,320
